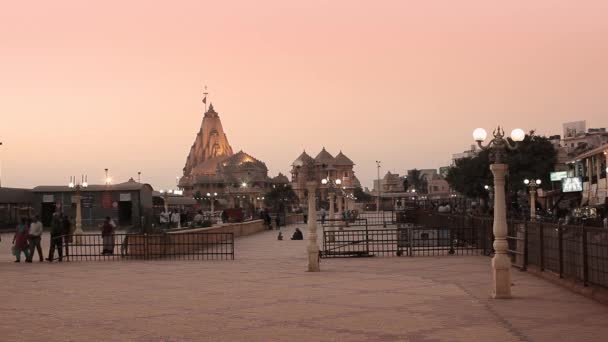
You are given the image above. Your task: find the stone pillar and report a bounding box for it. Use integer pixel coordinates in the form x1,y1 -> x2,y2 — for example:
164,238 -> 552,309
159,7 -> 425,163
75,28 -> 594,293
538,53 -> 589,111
490,164 -> 511,299
306,181 -> 320,272
529,188 -> 536,222
329,192 -> 335,221
74,188 -> 83,243
337,194 -> 343,220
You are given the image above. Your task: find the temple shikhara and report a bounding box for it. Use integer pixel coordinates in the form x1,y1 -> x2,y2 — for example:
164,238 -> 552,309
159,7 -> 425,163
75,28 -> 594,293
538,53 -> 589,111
178,103 -> 288,208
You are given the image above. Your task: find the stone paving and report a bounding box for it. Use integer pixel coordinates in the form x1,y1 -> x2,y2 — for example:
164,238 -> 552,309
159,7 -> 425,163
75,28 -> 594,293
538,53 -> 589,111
1,225 -> 607,341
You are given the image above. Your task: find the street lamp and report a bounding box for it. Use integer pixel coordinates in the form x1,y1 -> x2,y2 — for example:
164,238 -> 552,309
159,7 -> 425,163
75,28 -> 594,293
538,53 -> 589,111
68,175 -> 88,239
376,161 -> 381,212
474,125 -> 525,299
322,177 -> 342,221
206,192 -> 218,215
524,179 -> 541,222
294,158 -> 320,272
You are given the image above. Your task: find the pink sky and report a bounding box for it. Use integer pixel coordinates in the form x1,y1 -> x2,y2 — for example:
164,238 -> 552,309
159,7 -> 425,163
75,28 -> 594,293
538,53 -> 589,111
1,0 -> 607,190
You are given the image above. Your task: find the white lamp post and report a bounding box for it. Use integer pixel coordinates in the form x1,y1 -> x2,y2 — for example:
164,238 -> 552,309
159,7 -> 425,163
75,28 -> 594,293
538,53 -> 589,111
524,179 -> 541,222
206,192 -> 218,216
474,126 -> 525,299
376,161 -> 381,212
294,159 -> 321,272
322,177 -> 342,221
68,175 -> 88,240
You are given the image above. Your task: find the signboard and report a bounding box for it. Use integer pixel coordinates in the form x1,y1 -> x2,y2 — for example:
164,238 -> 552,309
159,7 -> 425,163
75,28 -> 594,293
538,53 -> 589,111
42,194 -> 54,203
102,192 -> 113,209
82,195 -> 94,208
550,171 -> 568,182
119,193 -> 132,202
562,177 -> 583,193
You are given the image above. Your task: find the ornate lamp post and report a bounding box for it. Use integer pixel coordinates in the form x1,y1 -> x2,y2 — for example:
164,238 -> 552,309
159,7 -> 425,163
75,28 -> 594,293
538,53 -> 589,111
68,175 -> 88,239
474,126 -> 525,299
321,177 -> 342,221
206,192 -> 218,216
294,158 -> 321,272
376,160 -> 381,212
523,179 -> 541,221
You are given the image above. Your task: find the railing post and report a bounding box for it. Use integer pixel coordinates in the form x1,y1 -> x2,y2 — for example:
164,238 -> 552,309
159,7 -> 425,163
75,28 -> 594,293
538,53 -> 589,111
582,226 -> 588,286
522,221 -> 528,271
539,222 -> 544,271
558,223 -> 563,278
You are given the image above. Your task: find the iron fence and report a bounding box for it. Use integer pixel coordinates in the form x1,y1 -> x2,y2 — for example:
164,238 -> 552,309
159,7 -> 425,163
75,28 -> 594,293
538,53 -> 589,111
321,222 -> 491,258
49,232 -> 234,261
416,213 -> 608,289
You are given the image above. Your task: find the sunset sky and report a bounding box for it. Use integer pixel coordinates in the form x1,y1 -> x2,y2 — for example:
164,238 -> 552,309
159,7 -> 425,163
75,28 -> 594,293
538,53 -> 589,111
1,0 -> 607,190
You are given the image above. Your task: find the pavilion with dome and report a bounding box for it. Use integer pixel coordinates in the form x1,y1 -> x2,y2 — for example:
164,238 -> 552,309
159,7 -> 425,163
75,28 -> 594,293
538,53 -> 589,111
290,148 -> 360,209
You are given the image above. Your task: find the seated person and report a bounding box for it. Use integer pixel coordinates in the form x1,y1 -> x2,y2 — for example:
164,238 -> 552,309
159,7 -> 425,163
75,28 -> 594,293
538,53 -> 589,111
291,228 -> 304,240
193,210 -> 204,226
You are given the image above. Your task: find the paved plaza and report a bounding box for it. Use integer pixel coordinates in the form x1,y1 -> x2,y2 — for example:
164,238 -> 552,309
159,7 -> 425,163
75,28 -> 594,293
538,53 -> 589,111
1,225 -> 607,342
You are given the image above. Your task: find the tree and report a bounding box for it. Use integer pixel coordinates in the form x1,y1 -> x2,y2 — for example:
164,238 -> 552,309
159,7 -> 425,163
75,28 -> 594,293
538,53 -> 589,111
264,184 -> 299,212
407,169 -> 428,194
354,186 -> 372,203
446,132 -> 557,199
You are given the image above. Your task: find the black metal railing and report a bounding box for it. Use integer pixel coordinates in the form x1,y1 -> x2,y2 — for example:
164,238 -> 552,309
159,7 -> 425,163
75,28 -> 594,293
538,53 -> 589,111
415,212 -> 608,289
321,224 -> 491,258
50,232 -> 234,261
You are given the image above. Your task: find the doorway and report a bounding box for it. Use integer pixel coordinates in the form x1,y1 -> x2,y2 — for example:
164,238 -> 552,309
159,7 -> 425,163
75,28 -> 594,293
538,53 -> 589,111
118,202 -> 133,226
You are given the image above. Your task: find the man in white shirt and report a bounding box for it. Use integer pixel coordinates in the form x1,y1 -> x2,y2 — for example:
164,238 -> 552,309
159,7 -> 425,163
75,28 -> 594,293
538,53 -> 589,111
27,215 -> 45,262
170,210 -> 181,228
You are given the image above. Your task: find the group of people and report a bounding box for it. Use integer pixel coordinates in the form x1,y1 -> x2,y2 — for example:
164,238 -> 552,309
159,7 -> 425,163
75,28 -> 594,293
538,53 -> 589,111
159,210 -> 183,229
8,213 -> 71,263
6,214 -> 118,262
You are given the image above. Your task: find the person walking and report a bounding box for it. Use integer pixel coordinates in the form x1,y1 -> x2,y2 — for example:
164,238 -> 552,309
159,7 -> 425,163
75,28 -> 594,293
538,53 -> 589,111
101,217 -> 115,255
62,215 -> 73,258
27,215 -> 44,262
46,213 -> 63,262
13,217 -> 30,263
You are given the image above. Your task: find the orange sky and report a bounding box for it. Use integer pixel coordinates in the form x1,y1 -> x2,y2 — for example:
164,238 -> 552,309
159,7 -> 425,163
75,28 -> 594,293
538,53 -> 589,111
1,0 -> 607,190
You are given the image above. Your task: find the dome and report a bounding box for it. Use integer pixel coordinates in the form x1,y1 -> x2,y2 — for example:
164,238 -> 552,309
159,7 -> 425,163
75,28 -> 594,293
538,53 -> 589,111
314,147 -> 335,166
333,151 -> 354,166
292,151 -> 314,166
218,150 -> 268,172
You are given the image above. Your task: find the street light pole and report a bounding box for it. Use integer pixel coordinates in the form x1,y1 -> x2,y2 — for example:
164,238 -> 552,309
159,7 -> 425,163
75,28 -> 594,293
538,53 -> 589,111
376,161 -> 381,212
69,175 -> 88,241
474,126 -> 525,299
524,179 -> 541,222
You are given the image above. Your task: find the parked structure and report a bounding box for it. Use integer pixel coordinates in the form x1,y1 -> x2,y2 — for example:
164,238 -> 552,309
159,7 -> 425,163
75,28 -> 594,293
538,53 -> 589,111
32,179 -> 154,228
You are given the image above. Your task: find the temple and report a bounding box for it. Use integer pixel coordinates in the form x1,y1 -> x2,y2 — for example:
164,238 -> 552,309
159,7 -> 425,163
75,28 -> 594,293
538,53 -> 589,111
290,148 -> 360,208
178,103 -> 286,208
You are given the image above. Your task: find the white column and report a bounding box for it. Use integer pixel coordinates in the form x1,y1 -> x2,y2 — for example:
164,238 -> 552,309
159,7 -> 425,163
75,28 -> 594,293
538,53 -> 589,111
306,181 -> 320,272
529,188 -> 536,222
329,192 -> 335,221
337,194 -> 343,220
74,189 -> 84,243
490,164 -> 511,299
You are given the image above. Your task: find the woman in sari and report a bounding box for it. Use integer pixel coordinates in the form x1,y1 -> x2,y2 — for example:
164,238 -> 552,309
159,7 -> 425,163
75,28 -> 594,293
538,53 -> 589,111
101,217 -> 115,255
13,217 -> 31,263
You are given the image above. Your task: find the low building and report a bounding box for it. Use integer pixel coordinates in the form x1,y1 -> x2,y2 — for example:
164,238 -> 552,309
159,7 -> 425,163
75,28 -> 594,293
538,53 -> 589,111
0,188 -> 34,229
32,179 -> 154,228
565,143 -> 608,208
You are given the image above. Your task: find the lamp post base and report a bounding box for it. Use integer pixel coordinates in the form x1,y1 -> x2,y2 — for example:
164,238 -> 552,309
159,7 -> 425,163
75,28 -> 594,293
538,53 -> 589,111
492,253 -> 512,299
307,244 -> 320,272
